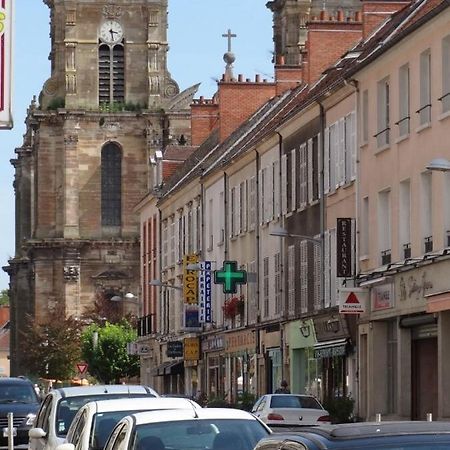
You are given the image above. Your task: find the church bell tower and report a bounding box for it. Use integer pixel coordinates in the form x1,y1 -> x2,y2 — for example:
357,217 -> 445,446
6,0 -> 198,375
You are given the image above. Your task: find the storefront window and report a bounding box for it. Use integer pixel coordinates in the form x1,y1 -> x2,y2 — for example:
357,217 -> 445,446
305,347 -> 322,399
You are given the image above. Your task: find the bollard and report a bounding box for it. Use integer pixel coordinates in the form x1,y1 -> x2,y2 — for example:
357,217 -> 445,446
427,413 -> 433,422
375,413 -> 382,422
7,412 -> 14,450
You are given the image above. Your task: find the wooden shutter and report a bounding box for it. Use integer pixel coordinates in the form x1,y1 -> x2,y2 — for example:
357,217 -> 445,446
324,128 -> 330,194
307,138 -> 314,204
281,154 -> 288,215
291,149 -> 296,211
300,240 -> 308,314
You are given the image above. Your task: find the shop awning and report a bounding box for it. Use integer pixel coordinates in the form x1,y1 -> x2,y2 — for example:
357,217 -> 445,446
150,361 -> 177,376
164,361 -> 184,375
314,338 -> 349,359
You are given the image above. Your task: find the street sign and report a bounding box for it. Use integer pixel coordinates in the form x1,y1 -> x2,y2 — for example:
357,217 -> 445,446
214,261 -> 247,294
76,362 -> 88,375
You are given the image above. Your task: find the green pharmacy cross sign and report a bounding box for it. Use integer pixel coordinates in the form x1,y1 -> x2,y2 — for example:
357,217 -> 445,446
214,260 -> 247,294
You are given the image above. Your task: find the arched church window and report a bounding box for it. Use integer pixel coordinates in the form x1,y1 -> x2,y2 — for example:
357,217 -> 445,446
99,44 -> 125,105
101,143 -> 122,226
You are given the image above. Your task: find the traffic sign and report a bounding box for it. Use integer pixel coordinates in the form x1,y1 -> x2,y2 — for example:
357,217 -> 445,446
76,362 -> 89,375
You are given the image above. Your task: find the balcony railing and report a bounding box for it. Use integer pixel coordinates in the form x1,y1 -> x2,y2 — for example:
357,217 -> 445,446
424,236 -> 433,253
137,314 -> 154,337
381,249 -> 392,265
403,243 -> 411,259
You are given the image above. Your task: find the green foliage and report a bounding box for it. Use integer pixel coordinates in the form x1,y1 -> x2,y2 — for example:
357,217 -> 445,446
236,392 -> 256,411
0,289 -> 9,306
81,321 -> 139,384
205,395 -> 233,408
21,305 -> 82,381
98,101 -> 143,113
46,97 -> 65,110
323,395 -> 355,423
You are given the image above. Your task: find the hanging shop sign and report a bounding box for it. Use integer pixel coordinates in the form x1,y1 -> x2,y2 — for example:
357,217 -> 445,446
214,261 -> 247,294
372,282 -> 394,311
336,218 -> 353,278
339,288 -> 367,314
0,0 -> 13,129
167,340 -> 184,358
184,337 -> 200,361
183,255 -> 198,304
199,261 -> 212,323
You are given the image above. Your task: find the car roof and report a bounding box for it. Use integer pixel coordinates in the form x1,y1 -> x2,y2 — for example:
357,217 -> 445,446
51,384 -> 158,398
0,377 -> 34,385
82,396 -> 200,413
130,407 -> 258,425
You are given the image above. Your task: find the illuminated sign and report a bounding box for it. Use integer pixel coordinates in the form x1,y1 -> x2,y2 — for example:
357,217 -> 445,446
214,261 -> 247,294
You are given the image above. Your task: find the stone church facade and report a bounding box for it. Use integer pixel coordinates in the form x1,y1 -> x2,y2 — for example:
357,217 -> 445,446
5,0 -> 197,375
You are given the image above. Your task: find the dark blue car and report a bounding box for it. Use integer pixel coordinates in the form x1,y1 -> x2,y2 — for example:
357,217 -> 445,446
254,421 -> 450,449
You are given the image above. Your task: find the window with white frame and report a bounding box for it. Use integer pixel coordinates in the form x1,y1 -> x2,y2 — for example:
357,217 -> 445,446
419,49 -> 431,125
195,201 -> 201,253
263,257 -> 269,318
230,186 -> 236,237
300,241 -> 309,314
397,64 -> 410,137
249,178 -> 256,230
219,191 -> 225,244
169,217 -> 175,265
208,198 -> 213,250
239,181 -> 247,233
266,165 -> 274,222
421,172 -> 433,253
299,143 -> 308,208
290,149 -> 297,211
362,89 -> 369,143
376,77 -> 390,148
345,112 -> 357,182
187,207 -> 193,253
177,214 -> 183,262
273,161 -> 280,218
399,179 -> 411,259
441,35 -> 450,113
378,189 -> 392,264
281,154 -> 288,215
162,221 -> 168,268
360,196 -> 369,257
287,245 -> 295,314
259,168 -> 266,224
275,253 -> 281,315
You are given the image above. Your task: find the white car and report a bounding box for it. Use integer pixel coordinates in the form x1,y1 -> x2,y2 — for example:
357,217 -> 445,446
55,397 -> 201,450
104,408 -> 272,450
251,394 -> 331,428
28,385 -> 158,450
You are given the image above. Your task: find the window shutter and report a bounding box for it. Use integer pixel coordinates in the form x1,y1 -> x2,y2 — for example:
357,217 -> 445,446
230,187 -> 235,238
170,221 -> 175,265
324,128 -> 330,194
259,169 -> 264,225
316,133 -> 321,201
267,165 -> 273,222
281,155 -> 288,215
192,207 -> 197,254
324,229 -> 330,307
275,253 -> 281,315
236,184 -> 241,235
300,240 -> 308,314
338,118 -> 345,187
313,239 -> 321,311
241,181 -> 247,232
273,160 -> 280,218
249,177 -> 256,230
288,245 -> 295,314
330,228 -> 337,307
308,138 -> 313,204
350,112 -> 357,181
291,149 -> 296,211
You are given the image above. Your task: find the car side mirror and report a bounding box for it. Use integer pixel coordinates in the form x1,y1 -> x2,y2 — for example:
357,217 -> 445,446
29,428 -> 47,439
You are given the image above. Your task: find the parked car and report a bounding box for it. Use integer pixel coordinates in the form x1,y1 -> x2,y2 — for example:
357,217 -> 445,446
28,384 -> 158,450
104,408 -> 272,450
251,394 -> 330,428
56,396 -> 201,450
253,421 -> 450,449
0,377 -> 41,449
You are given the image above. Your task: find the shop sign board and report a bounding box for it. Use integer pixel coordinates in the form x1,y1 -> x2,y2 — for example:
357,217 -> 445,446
199,261 -> 212,323
167,340 -> 183,358
372,283 -> 394,310
336,218 -> 353,278
184,337 -> 200,361
183,255 -> 198,304
224,329 -> 256,354
339,288 -> 367,314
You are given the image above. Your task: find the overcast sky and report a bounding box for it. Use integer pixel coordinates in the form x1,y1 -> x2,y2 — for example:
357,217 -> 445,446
0,0 -> 274,290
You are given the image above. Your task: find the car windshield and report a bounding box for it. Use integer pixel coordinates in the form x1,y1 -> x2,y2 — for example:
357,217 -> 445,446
270,395 -> 321,409
57,394 -> 156,437
92,411 -> 146,450
132,419 -> 269,450
350,445 -> 450,449
0,384 -> 38,404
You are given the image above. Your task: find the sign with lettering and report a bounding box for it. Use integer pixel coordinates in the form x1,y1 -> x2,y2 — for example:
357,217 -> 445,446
184,337 -> 200,361
339,288 -> 367,314
183,255 -> 198,304
167,341 -> 183,358
199,261 -> 212,323
0,0 -> 13,128
314,343 -> 347,359
336,218 -> 353,278
224,329 -> 256,354
184,304 -> 200,330
372,283 -> 394,310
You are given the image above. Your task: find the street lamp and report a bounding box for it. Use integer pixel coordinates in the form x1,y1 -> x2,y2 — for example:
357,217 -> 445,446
110,293 -> 141,314
149,279 -> 183,291
426,158 -> 450,172
269,225 -> 322,245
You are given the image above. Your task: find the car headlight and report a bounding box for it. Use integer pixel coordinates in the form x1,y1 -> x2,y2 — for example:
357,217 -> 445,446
26,413 -> 36,426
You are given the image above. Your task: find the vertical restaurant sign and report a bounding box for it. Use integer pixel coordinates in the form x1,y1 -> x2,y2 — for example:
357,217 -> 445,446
336,218 -> 353,278
183,254 -> 198,304
0,0 -> 13,129
199,261 -> 212,323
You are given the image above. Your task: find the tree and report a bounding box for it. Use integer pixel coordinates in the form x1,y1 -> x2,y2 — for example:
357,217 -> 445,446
21,305 -> 83,380
81,321 -> 139,384
0,289 -> 9,306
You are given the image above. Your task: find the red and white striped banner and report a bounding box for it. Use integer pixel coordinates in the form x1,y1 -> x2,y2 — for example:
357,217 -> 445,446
0,0 -> 13,129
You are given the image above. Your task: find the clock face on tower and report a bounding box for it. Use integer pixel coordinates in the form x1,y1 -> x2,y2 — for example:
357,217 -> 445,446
100,20 -> 124,44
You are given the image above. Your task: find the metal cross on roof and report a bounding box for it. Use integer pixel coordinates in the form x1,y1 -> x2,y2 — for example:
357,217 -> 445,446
222,28 -> 237,53
214,260 -> 247,294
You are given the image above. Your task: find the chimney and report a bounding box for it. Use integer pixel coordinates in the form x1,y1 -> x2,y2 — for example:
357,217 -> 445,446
190,96 -> 219,146
217,75 -> 276,142
305,11 -> 362,84
274,54 -> 303,95
361,0 -> 411,39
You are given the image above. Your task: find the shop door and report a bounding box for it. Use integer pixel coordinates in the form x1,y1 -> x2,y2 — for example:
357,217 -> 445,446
412,337 -> 437,420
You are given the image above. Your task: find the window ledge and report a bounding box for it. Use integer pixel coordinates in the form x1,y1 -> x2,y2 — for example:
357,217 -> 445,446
395,134 -> 410,145
438,110 -> 450,121
375,143 -> 390,155
416,122 -> 431,133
